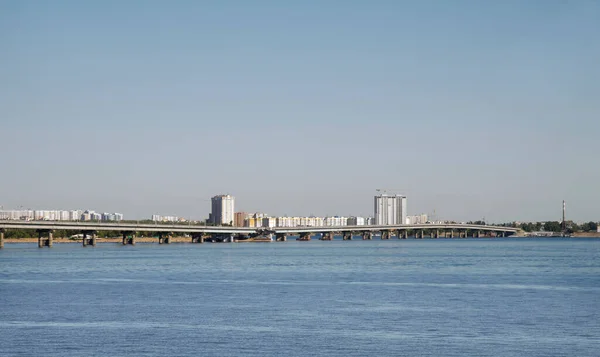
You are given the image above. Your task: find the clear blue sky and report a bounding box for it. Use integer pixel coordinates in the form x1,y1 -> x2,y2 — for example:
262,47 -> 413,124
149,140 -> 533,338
1,0 -> 599,222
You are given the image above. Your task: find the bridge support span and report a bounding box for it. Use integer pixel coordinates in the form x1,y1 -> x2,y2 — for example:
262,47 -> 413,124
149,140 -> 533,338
0,229 -> 4,249
122,232 -> 135,245
276,233 -> 287,242
82,231 -> 97,247
37,230 -> 53,248
362,231 -> 373,240
343,232 -> 353,240
158,233 -> 172,244
381,231 -> 391,240
320,232 -> 334,241
191,233 -> 204,243
297,233 -> 311,241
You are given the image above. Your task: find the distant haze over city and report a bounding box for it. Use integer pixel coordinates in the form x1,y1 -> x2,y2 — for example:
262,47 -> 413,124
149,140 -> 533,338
1,2 -> 598,222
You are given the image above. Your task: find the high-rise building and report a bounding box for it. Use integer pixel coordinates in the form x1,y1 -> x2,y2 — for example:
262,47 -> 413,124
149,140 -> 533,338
374,194 -> 407,225
210,194 -> 235,225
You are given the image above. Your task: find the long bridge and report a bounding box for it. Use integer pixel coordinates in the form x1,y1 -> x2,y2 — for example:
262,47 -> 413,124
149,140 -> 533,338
0,221 -> 520,248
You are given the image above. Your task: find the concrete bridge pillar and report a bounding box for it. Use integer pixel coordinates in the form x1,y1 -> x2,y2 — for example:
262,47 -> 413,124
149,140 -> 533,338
159,234 -> 172,244
0,229 -> 5,249
191,234 -> 204,243
435,230 -> 439,239
82,231 -> 97,247
122,232 -> 135,245
37,230 -> 53,248
501,231 -> 505,238
476,230 -> 481,238
320,232 -> 334,240
402,230 -> 408,239
343,232 -> 353,240
158,233 -> 172,244
449,230 -> 454,238
276,233 -> 287,242
297,232 -> 312,241
362,231 -> 373,240
381,231 -> 390,240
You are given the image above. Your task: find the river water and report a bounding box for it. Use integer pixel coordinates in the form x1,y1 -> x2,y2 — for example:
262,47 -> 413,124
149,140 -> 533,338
1,238 -> 599,356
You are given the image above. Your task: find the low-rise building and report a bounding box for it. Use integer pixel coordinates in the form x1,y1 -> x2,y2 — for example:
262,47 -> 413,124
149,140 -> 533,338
347,217 -> 366,226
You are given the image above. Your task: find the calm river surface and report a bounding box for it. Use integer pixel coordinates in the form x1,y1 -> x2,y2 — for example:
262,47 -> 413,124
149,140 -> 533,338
1,238 -> 599,356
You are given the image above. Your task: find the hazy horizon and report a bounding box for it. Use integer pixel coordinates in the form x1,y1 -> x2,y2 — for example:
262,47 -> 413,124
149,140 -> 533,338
1,1 -> 599,222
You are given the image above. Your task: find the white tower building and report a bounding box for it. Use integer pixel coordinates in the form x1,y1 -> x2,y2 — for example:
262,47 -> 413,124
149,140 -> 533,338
210,194 -> 235,225
374,194 -> 407,225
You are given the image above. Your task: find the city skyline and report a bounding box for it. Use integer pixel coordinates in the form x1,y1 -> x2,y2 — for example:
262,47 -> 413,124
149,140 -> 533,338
1,2 -> 599,222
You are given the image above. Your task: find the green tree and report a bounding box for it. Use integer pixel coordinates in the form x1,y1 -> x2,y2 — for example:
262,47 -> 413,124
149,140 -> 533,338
581,221 -> 598,232
543,221 -> 562,232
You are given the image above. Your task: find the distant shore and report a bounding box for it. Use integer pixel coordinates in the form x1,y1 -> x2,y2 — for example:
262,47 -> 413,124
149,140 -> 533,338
571,232 -> 600,238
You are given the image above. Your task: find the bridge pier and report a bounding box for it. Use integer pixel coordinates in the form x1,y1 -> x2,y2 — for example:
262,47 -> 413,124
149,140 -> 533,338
276,233 -> 287,242
381,231 -> 391,240
191,233 -> 204,243
449,230 -> 454,238
320,232 -> 334,241
343,232 -> 353,240
158,233 -> 172,244
0,229 -> 4,249
362,231 -> 373,240
122,232 -> 135,245
37,230 -> 53,248
82,231 -> 97,247
402,230 -> 408,239
297,233 -> 311,241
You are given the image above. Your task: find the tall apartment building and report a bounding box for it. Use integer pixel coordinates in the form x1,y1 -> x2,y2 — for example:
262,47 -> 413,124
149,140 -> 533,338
374,194 -> 407,225
210,194 -> 235,225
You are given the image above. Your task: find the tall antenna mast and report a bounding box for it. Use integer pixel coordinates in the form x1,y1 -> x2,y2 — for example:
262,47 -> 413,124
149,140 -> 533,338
562,200 -> 566,231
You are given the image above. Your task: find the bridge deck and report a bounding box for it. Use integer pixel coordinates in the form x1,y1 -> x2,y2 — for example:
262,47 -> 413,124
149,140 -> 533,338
0,221 -> 518,234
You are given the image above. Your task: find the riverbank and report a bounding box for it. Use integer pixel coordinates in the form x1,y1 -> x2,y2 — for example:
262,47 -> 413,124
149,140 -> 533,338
572,232 -> 600,238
